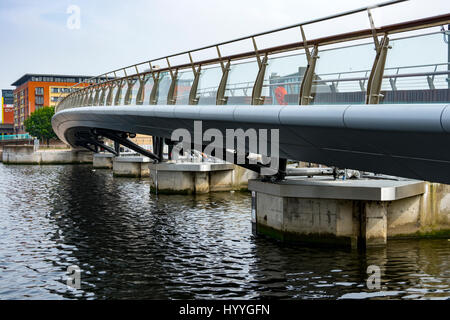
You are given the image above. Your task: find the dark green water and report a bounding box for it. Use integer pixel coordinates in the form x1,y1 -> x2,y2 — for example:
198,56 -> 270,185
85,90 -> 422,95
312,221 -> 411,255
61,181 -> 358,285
0,164 -> 449,300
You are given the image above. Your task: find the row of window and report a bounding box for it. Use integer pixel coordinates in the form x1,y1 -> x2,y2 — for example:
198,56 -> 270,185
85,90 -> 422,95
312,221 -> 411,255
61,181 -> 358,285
51,87 -> 75,94
30,76 -> 101,83
31,76 -> 77,83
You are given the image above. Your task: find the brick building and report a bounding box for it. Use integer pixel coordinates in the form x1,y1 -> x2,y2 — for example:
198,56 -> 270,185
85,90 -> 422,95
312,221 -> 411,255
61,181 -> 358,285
11,74 -> 94,133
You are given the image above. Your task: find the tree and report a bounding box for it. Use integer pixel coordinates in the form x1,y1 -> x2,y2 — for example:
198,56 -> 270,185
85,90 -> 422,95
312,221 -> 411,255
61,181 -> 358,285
24,106 -> 57,146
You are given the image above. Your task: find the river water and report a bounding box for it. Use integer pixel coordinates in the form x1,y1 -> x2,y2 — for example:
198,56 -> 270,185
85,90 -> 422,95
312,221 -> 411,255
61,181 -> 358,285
0,164 -> 449,300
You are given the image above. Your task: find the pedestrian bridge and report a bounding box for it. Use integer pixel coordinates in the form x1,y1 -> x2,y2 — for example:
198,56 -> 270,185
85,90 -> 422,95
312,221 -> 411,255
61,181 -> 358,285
53,1 -> 450,183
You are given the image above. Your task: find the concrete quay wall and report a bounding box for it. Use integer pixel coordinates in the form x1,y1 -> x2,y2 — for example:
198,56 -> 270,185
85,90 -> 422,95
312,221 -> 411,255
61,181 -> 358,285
2,145 -> 92,164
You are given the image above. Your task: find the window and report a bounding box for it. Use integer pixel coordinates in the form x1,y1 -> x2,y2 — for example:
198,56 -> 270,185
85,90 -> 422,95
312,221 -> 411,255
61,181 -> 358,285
35,96 -> 44,104
35,87 -> 44,95
51,88 -> 59,93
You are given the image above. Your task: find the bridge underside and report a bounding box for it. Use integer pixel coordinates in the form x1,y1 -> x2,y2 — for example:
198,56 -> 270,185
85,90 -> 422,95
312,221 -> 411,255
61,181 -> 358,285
52,103 -> 450,184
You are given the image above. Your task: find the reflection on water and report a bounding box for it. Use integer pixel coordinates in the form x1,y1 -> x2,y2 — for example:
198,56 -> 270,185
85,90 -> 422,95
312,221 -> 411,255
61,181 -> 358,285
0,164 -> 449,300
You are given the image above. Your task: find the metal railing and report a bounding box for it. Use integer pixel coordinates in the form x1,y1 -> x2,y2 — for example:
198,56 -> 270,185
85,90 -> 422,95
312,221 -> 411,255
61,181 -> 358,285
0,134 -> 32,141
56,0 -> 450,112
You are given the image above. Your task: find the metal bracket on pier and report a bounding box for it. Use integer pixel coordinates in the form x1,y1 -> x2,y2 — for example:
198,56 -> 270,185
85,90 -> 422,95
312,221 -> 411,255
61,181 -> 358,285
95,129 -> 161,162
74,132 -> 119,156
205,147 -> 271,174
87,139 -> 118,156
260,158 -> 287,182
152,136 -> 164,161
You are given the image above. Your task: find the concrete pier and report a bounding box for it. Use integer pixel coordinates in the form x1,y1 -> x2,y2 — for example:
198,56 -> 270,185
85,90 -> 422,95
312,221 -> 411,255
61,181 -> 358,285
149,162 -> 258,194
249,177 -> 450,248
113,156 -> 150,177
93,153 -> 115,169
2,145 -> 92,164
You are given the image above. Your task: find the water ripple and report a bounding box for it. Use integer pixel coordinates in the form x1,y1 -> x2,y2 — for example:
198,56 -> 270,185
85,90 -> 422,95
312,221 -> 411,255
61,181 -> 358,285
0,164 -> 449,299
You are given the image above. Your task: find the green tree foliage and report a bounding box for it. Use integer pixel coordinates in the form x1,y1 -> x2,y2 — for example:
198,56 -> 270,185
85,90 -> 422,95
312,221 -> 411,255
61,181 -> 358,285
24,106 -> 57,145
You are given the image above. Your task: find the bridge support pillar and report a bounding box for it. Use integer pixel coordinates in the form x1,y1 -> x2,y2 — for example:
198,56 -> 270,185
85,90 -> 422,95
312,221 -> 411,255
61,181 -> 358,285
249,177 -> 432,249
93,153 -> 115,169
112,156 -> 150,177
148,162 -> 258,194
362,202 -> 387,247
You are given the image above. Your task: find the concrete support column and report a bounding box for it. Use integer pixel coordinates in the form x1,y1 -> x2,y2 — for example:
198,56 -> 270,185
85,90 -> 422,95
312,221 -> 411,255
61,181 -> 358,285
194,172 -> 210,193
148,162 -> 257,194
113,156 -> 150,177
93,153 -> 114,169
249,177 -> 426,249
364,202 -> 387,247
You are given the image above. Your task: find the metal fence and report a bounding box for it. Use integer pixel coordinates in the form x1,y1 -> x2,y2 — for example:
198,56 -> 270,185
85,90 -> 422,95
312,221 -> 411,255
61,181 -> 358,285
0,134 -> 32,141
56,0 -> 450,112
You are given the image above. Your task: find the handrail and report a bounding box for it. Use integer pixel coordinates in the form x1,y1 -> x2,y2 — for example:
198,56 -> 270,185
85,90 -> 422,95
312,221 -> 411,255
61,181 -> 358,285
56,1 -> 450,112
190,70 -> 450,97
67,0 -> 409,89
192,62 -> 450,91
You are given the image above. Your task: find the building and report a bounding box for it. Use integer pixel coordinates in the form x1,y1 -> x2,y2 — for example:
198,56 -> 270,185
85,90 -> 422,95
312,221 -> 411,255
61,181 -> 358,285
10,74 -> 95,133
1,89 -> 14,135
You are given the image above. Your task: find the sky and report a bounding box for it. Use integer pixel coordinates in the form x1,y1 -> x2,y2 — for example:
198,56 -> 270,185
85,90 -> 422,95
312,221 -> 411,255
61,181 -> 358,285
0,0 -> 449,90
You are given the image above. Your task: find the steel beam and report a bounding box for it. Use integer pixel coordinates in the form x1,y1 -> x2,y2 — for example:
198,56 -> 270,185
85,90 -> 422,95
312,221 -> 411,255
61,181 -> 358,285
252,54 -> 269,106
97,129 -> 160,161
216,61 -> 231,105
299,45 -> 319,105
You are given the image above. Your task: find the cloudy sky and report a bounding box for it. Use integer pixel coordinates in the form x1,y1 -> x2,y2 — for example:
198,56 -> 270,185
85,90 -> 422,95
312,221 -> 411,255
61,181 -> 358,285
0,0 -> 448,89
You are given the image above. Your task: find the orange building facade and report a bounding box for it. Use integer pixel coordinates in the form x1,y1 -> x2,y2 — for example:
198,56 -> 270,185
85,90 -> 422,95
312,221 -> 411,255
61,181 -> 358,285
1,89 -> 14,135
11,74 -> 94,134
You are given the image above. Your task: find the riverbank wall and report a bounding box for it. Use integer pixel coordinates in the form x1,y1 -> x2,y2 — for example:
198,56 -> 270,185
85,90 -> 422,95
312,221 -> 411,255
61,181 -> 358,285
1,145 -> 92,164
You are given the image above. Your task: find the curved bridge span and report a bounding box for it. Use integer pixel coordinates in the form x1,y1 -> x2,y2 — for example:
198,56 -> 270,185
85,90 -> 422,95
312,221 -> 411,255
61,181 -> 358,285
52,1 -> 450,183
52,103 -> 450,183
